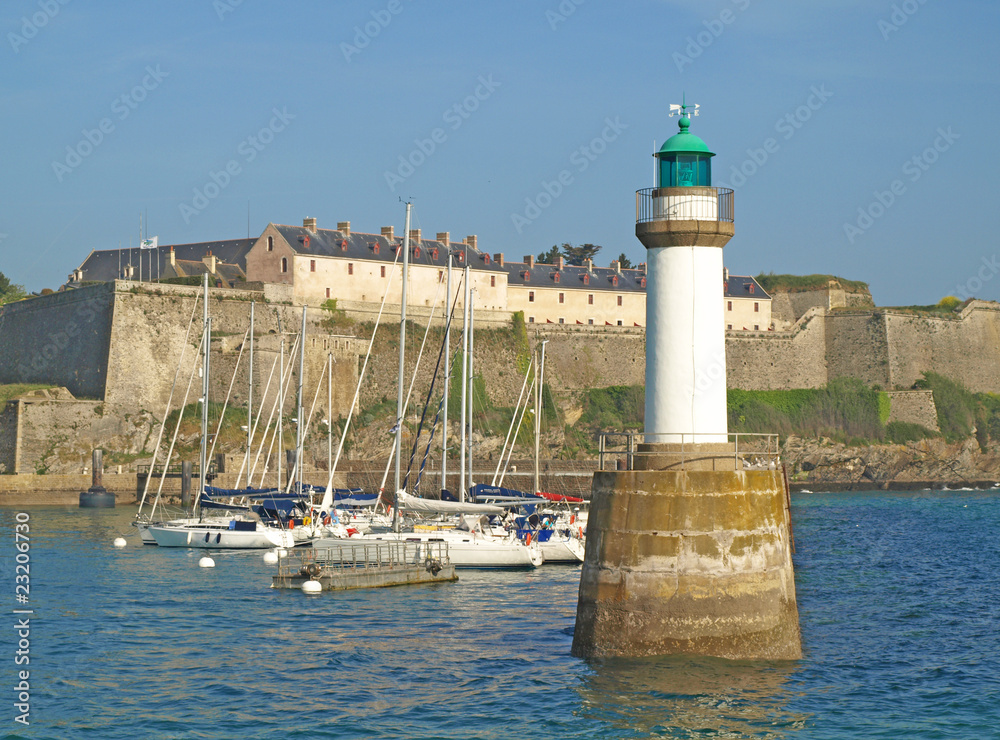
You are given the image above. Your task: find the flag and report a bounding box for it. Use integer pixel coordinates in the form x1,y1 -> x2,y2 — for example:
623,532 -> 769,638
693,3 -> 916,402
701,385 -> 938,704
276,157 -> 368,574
140,236 -> 158,249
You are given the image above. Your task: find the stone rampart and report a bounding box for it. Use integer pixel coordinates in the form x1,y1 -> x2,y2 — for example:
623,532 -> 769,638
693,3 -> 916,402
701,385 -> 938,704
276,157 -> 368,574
726,309 -> 827,390
0,283 -> 115,399
825,311 -> 890,388
886,390 -> 939,430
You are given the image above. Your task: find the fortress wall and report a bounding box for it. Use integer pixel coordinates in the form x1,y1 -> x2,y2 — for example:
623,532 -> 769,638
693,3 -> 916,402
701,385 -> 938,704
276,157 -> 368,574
884,302 -> 1000,393
0,283 -> 115,399
825,311 -> 890,388
886,390 -> 939,430
0,402 -> 19,473
726,311 -> 828,390
531,325 -> 646,392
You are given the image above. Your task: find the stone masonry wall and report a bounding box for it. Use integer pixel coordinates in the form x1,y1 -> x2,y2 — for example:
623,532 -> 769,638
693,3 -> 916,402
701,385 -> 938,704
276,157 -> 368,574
726,309 -> 827,390
825,311 -> 891,388
0,283 -> 115,399
0,402 -> 18,474
886,390 -> 939,431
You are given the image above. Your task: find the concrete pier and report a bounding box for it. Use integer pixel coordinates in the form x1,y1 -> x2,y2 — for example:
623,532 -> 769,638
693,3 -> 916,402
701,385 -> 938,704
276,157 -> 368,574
571,465 -> 800,659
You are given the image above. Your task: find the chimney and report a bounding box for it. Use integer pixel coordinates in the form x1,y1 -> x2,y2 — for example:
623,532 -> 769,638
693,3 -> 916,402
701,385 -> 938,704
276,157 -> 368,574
584,258 -> 593,272
639,262 -> 647,274
436,232 -> 450,246
611,260 -> 621,274
303,217 -> 317,231
723,267 -> 729,281
525,255 -> 535,269
338,221 -> 351,237
381,226 -> 394,241
409,229 -> 421,244
203,250 -> 217,275
466,235 -> 477,251
169,246 -> 175,266
556,254 -> 565,270
493,253 -> 504,267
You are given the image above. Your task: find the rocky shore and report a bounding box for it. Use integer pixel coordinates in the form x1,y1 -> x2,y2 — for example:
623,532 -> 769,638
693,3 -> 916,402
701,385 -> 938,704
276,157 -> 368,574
783,434 -> 1000,492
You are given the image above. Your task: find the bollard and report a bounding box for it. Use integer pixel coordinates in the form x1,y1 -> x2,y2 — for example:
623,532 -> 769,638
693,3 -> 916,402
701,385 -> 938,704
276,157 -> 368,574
79,449 -> 115,508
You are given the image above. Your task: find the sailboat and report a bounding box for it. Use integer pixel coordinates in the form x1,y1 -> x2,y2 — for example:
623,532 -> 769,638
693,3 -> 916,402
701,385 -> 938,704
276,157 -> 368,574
148,278 -> 294,549
314,202 -> 542,567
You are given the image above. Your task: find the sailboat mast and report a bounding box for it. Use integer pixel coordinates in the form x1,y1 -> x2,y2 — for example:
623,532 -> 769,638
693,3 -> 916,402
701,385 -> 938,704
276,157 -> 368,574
245,301 -> 254,487
534,340 -> 548,494
327,353 -> 333,474
468,288 -> 475,491
295,305 -> 306,494
199,271 -> 211,516
277,329 -> 283,490
459,265 -> 470,502
441,253 -> 452,496
393,201 -> 412,532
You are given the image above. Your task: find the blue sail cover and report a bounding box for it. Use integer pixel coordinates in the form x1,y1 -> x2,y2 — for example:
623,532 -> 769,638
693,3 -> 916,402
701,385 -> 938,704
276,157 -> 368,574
299,484 -> 378,508
197,493 -> 250,511
204,485 -> 279,498
472,484 -> 546,505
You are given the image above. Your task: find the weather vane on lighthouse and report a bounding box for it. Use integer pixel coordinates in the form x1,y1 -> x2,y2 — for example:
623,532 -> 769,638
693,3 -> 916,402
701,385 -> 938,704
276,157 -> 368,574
668,95 -> 700,118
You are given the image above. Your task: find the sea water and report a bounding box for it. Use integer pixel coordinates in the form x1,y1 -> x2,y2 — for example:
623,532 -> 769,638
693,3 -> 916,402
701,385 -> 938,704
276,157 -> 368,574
1,490 -> 997,739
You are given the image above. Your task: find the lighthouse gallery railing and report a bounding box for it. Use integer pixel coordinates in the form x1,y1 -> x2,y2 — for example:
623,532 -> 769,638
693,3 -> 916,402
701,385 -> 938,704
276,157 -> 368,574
635,186 -> 734,225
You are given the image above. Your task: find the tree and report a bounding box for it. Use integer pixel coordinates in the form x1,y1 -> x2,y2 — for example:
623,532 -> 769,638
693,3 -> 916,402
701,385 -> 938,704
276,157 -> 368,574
617,252 -> 633,269
536,244 -> 562,264
562,242 -> 601,266
0,271 -> 26,305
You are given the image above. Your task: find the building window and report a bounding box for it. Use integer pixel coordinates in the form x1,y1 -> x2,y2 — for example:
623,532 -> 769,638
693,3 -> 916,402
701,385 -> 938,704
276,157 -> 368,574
380,265 -> 386,278
438,270 -> 444,283
754,302 -> 759,312
528,316 -> 535,323
348,263 -> 353,275
529,291 -> 535,303
413,246 -> 420,259
326,288 -> 330,298
281,257 -> 288,273
490,275 -> 496,287
749,283 -> 755,294
310,259 -> 316,272
727,324 -> 733,330
617,295 -> 623,307
267,236 -> 273,251
754,324 -> 760,330
559,292 -> 565,304
617,320 -> 623,326
588,318 -> 594,325
728,301 -> 733,311
588,294 -> 594,305
583,274 -> 590,286
558,318 -> 565,324
554,273 -> 560,283
611,275 -> 618,287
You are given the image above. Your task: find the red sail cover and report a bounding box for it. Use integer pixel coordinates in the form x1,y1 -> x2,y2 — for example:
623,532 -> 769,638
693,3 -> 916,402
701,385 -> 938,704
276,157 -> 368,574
536,492 -> 584,503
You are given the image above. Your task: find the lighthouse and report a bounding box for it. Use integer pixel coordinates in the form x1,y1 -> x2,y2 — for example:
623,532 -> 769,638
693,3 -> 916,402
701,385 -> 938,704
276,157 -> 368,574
572,102 -> 801,660
639,105 -> 732,444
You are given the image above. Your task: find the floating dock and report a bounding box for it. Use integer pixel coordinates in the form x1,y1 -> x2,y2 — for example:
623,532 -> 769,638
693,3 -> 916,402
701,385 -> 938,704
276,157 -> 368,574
272,541 -> 457,591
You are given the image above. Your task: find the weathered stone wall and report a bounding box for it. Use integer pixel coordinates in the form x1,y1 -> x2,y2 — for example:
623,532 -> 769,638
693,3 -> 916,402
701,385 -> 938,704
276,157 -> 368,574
0,283 -> 115,399
886,390 -> 939,430
726,309 -> 827,390
530,325 -> 646,391
825,311 -> 890,388
0,401 -> 18,474
884,302 -> 1000,392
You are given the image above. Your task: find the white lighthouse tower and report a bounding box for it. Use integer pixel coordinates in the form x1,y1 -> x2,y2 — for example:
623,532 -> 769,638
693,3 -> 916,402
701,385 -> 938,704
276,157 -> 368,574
638,103 -> 733,443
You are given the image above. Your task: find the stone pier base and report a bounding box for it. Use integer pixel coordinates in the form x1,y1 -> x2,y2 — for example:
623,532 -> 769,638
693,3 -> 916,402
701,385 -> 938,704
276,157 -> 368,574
572,467 -> 801,660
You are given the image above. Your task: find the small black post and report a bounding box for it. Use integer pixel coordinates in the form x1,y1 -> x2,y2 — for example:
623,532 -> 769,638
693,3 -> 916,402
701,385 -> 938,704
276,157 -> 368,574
80,449 -> 115,508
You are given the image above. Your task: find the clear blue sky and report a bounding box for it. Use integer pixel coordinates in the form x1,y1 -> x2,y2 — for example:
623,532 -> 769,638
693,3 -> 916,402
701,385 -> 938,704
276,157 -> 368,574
3,0 -> 997,305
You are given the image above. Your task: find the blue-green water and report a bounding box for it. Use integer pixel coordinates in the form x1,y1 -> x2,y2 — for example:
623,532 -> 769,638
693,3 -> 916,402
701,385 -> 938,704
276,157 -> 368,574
1,491 -> 998,739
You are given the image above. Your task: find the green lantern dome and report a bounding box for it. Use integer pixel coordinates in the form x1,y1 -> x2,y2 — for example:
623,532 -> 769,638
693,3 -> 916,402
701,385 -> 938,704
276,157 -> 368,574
656,113 -> 714,187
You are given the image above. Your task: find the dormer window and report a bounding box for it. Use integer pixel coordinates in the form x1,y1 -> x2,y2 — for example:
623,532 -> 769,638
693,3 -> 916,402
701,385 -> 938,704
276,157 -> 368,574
413,246 -> 421,259
298,235 -> 310,249
611,275 -> 619,287
523,270 -> 530,282
583,274 -> 590,285
457,251 -> 465,263
431,247 -> 439,260
640,277 -> 646,289
749,283 -> 755,294
484,254 -> 491,264
340,240 -> 348,251
371,242 -> 380,255
553,273 -> 560,283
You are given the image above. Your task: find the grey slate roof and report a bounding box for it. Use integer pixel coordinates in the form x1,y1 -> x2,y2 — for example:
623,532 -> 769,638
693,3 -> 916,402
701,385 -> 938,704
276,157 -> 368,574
724,275 -> 770,300
501,260 -> 647,293
273,225 -> 507,273
73,239 -> 254,283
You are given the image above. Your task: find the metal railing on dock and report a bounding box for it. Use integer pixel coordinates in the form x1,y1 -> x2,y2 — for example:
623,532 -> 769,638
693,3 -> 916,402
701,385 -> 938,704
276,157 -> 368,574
597,432 -> 780,471
279,541 -> 450,577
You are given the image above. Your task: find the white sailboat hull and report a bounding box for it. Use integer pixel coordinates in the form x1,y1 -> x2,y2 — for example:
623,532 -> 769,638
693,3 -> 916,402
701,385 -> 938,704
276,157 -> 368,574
539,535 -> 586,563
149,520 -> 294,549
